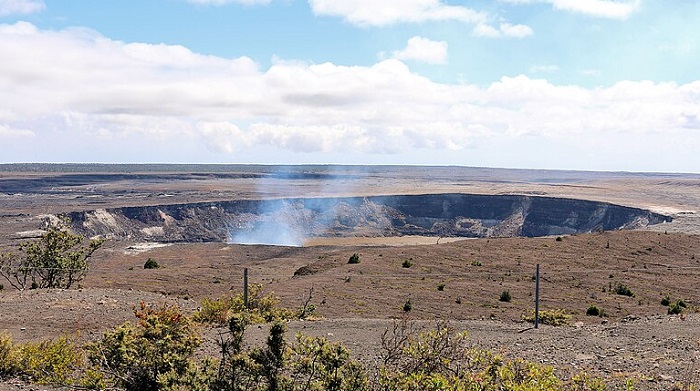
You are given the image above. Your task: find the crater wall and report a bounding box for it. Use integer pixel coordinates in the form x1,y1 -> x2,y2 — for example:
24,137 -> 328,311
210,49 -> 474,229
66,193 -> 671,245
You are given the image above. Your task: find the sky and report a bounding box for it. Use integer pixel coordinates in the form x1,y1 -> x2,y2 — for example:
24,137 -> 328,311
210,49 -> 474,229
0,0 -> 699,172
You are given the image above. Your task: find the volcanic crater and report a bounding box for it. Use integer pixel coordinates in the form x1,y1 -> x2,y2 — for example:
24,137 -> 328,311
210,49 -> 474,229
66,193 -> 671,246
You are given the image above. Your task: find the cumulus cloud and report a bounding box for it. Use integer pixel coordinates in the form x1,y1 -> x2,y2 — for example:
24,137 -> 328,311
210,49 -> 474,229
503,0 -> 640,19
0,0 -> 44,16
473,22 -> 533,38
308,0 -> 486,27
0,22 -> 699,169
392,36 -> 448,64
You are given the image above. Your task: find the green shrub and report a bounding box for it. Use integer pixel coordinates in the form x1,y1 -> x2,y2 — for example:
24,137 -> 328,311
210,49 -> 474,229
402,259 -> 413,268
586,305 -> 600,316
13,336 -> 82,385
375,321 -> 629,391
523,309 -> 571,326
499,290 -> 512,302
0,332 -> 15,377
143,258 -> 160,269
668,299 -> 687,315
0,283 -> 4,291
348,253 -> 360,264
85,302 -> 201,391
287,331 -> 368,391
403,299 -> 412,312
0,333 -> 82,385
471,260 -> 482,266
613,283 -> 634,297
661,295 -> 671,306
192,284 -> 293,325
437,282 -> 445,291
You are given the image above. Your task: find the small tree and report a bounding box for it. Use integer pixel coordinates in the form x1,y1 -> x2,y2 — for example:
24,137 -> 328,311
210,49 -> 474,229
0,222 -> 103,290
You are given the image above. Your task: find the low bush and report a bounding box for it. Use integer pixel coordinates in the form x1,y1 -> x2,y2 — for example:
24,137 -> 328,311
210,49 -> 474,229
0,333 -> 82,385
377,320 -> 628,391
0,300 -> 642,391
0,332 -> 15,377
401,259 -> 412,268
402,299 -> 412,312
523,309 -> 571,326
613,283 -> 634,297
668,299 -> 687,315
143,258 -> 160,269
586,305 -> 600,316
85,302 -> 201,391
661,295 -> 671,306
499,290 -> 512,302
193,284 -> 295,325
348,253 -> 360,264
437,283 -> 446,291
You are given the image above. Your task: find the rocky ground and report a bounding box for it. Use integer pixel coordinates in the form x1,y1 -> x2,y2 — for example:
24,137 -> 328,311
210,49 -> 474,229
2,165 -> 700,390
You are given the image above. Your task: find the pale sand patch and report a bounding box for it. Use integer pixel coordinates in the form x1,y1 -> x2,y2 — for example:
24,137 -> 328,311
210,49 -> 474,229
123,242 -> 173,254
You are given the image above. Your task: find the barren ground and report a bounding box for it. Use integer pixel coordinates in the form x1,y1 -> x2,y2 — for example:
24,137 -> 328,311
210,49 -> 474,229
1,165 -> 700,390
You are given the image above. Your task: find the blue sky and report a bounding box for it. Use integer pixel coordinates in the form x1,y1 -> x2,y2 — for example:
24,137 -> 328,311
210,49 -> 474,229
1,0 -> 699,172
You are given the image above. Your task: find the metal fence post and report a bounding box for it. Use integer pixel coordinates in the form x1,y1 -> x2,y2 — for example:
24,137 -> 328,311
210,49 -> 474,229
243,268 -> 249,309
535,263 -> 540,329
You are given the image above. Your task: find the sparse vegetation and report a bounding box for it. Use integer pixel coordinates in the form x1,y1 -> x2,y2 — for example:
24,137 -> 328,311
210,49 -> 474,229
586,305 -> 600,316
437,282 -> 445,291
378,319 -> 625,391
0,299 -> 643,391
613,282 -> 634,297
402,299 -> 412,312
84,302 -> 201,391
668,299 -> 687,315
471,260 -> 482,266
499,290 -> 512,302
348,253 -> 360,264
523,309 -> 571,326
193,284 -> 295,325
0,332 -> 82,385
661,295 -> 671,306
143,258 -> 160,269
401,259 -> 412,268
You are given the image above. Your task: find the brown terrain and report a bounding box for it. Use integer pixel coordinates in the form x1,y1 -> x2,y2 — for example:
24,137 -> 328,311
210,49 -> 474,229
1,164 -> 700,390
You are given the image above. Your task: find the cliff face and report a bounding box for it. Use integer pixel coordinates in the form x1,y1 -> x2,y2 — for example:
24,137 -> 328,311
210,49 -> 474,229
67,194 -> 671,245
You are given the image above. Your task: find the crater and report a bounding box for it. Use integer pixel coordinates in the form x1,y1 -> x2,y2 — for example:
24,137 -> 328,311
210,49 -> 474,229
66,193 -> 671,246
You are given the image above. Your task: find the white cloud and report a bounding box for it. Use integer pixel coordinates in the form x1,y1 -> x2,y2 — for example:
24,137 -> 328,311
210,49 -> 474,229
0,0 -> 44,16
0,124 -> 35,138
473,22 -> 533,38
186,0 -> 271,5
1,22 -> 699,170
503,0 -> 640,19
392,36 -> 448,64
551,0 -> 640,19
308,0 -> 486,27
